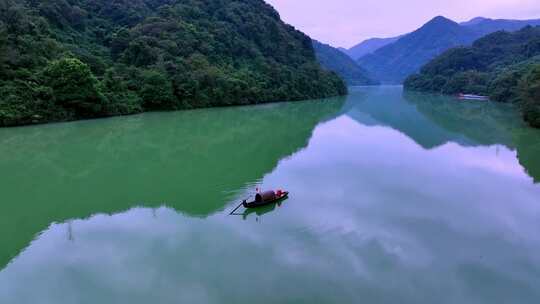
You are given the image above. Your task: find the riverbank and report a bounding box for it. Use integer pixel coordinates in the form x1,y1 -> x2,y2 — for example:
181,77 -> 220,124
0,0 -> 346,127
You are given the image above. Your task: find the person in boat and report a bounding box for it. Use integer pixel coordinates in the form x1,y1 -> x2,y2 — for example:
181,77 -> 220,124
243,188 -> 287,207
254,187 -> 283,202
255,190 -> 277,203
231,188 -> 288,214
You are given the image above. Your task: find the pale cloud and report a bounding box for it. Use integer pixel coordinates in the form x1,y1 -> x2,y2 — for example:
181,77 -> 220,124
265,0 -> 540,48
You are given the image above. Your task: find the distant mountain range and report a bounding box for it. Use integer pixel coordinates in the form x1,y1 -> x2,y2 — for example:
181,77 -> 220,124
461,17 -> 540,35
342,36 -> 401,60
313,40 -> 378,86
344,16 -> 540,84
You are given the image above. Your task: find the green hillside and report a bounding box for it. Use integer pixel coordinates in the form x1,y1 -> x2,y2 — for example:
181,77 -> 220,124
0,0 -> 346,126
405,26 -> 540,128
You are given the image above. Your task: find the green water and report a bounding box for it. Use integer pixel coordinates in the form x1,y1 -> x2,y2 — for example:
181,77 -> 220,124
1,86 -> 540,303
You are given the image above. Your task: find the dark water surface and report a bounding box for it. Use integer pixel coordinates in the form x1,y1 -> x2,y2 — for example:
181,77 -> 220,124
1,86 -> 540,303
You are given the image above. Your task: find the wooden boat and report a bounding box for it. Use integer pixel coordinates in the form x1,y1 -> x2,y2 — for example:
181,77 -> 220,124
242,190 -> 289,209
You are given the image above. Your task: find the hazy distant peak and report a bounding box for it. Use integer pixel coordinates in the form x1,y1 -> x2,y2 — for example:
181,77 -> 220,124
460,17 -> 490,26
424,15 -> 458,27
404,15 -> 464,39
343,36 -> 401,60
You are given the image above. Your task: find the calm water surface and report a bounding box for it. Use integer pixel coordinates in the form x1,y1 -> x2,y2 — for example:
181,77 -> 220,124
1,86 -> 540,303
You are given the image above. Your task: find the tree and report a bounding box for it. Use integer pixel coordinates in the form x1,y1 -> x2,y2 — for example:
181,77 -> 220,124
521,64 -> 540,127
110,28 -> 131,60
122,38 -> 158,67
139,70 -> 176,109
101,68 -> 143,115
43,58 -> 107,116
0,21 -> 6,74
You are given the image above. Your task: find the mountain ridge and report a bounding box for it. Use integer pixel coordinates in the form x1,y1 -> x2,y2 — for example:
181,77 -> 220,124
313,40 -> 378,86
343,36 -> 401,60
355,15 -> 540,83
357,16 -> 476,83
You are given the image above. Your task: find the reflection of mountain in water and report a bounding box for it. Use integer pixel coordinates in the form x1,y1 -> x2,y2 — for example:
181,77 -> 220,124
404,91 -> 540,184
403,91 -> 518,148
343,86 -> 540,183
343,87 -> 473,149
0,97 -> 344,269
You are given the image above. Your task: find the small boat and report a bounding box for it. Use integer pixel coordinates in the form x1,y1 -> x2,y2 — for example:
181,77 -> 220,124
458,93 -> 489,101
242,190 -> 289,209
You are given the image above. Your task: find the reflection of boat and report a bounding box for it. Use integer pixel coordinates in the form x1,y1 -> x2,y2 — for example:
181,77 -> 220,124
242,201 -> 284,220
243,190 -> 289,208
458,93 -> 489,101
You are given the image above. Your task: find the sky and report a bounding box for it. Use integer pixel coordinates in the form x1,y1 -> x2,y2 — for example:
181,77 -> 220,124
264,0 -> 540,48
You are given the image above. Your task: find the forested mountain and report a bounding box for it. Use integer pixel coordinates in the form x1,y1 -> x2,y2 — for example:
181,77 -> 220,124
357,16 -> 478,84
312,40 -> 378,86
0,0 -> 346,127
358,16 -> 540,84
343,36 -> 400,60
404,26 -> 540,128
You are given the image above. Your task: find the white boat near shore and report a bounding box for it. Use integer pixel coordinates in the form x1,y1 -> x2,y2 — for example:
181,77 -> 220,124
458,93 -> 489,101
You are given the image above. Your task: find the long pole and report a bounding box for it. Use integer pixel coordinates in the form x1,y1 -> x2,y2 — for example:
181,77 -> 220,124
229,201 -> 245,215
229,190 -> 257,215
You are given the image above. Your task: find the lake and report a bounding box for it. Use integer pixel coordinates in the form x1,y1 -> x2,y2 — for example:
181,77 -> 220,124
1,86 -> 540,304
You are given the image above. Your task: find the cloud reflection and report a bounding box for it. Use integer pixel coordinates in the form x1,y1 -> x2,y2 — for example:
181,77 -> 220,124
2,111 -> 540,303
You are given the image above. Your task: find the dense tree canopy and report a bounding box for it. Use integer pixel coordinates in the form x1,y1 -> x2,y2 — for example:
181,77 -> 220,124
0,0 -> 346,126
521,64 -> 540,127
43,58 -> 107,115
404,26 -> 540,128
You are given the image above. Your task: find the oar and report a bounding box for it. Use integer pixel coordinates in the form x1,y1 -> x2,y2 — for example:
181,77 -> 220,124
229,200 -> 246,215
229,189 -> 258,215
